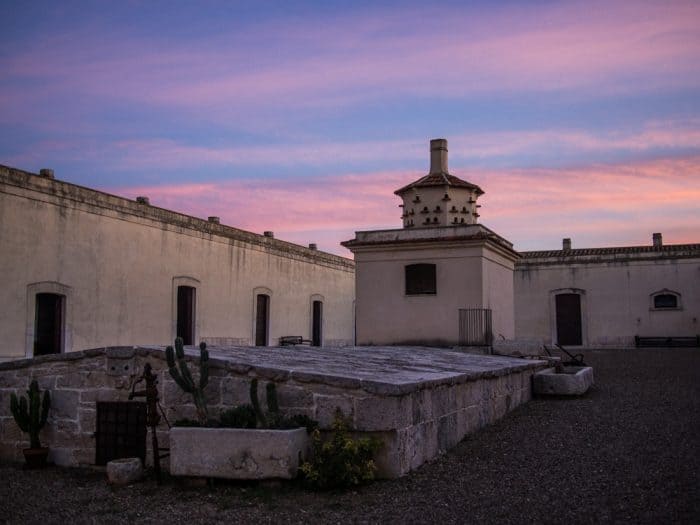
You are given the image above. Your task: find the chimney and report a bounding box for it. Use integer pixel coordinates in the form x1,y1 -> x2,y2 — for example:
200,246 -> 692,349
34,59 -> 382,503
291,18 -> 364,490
208,216 -> 220,224
563,238 -> 572,251
429,138 -> 448,174
39,169 -> 54,179
652,232 -> 662,248
308,243 -> 317,250
136,196 -> 150,205
263,231 -> 274,238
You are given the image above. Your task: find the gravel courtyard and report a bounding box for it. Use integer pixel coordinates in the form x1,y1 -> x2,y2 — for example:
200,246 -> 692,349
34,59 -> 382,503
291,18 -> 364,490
1,347 -> 698,524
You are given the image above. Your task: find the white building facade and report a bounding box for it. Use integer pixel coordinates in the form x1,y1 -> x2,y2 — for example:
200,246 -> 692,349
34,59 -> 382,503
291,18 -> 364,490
0,165 -> 355,361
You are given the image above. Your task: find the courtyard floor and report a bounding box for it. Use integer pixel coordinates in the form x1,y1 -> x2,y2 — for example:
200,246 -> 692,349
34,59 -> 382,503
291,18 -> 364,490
1,347 -> 698,524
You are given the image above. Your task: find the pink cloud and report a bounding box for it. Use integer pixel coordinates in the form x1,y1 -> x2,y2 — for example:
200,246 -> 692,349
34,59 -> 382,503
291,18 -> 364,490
3,0 -> 699,123
105,155 -> 700,256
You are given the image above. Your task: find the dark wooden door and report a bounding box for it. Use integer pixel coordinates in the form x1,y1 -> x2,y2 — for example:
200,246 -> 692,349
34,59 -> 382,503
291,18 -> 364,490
312,300 -> 323,346
555,293 -> 582,346
255,294 -> 269,346
177,286 -> 195,345
35,293 -> 63,355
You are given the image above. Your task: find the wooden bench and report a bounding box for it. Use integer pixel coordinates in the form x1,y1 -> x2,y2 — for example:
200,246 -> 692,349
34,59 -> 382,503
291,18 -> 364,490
278,336 -> 311,346
634,336 -> 700,348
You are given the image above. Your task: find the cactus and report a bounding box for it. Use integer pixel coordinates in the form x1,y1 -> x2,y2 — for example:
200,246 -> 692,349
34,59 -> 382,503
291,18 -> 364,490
10,380 -> 51,449
249,378 -> 266,428
250,379 -> 283,428
166,338 -> 209,425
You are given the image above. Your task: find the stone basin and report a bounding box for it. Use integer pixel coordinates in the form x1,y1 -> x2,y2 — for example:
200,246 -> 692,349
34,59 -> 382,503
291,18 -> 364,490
169,426 -> 309,480
532,366 -> 594,396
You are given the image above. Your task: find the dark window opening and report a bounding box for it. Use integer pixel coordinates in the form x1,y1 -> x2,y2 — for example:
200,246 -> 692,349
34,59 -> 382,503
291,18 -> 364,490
406,264 -> 437,295
34,293 -> 64,355
653,294 -> 678,309
177,286 -> 196,345
312,300 -> 323,346
255,294 -> 270,346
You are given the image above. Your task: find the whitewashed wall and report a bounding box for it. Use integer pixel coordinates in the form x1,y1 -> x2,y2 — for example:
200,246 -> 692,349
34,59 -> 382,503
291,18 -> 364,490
0,166 -> 355,360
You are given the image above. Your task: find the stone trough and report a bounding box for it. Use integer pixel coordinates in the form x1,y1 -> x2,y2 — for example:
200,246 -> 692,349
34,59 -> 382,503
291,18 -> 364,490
0,345 -> 547,478
532,366 -> 594,396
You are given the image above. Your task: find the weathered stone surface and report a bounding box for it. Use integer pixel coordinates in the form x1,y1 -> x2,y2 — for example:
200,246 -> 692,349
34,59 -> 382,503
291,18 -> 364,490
315,394 -> 354,427
533,366 -> 594,396
354,395 -> 412,431
169,427 -> 309,479
50,390 -> 80,420
0,345 -> 547,477
107,457 -> 143,485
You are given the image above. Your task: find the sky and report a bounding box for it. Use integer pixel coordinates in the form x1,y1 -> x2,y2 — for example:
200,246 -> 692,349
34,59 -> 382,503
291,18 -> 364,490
1,0 -> 699,256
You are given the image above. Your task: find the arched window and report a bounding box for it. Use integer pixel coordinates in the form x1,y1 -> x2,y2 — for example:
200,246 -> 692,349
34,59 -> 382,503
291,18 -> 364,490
405,264 -> 437,295
172,277 -> 200,344
650,289 -> 681,310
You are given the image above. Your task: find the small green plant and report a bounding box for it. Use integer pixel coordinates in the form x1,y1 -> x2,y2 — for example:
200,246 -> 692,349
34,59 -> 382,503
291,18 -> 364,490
249,379 -> 318,431
219,405 -> 257,429
300,409 -> 381,490
10,380 -> 51,449
165,337 -> 209,425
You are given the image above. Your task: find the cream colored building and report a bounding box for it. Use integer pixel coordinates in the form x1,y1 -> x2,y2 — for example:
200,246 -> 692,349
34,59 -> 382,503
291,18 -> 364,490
515,236 -> 700,348
0,165 -> 355,361
343,139 -> 519,346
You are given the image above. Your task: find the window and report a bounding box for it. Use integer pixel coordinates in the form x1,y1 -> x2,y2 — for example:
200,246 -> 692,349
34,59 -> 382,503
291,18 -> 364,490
651,290 -> 681,310
405,264 -> 436,295
312,300 -> 323,346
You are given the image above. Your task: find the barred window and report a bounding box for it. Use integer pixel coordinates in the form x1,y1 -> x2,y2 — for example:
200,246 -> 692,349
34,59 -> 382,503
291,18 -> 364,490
405,264 -> 436,295
653,294 -> 678,309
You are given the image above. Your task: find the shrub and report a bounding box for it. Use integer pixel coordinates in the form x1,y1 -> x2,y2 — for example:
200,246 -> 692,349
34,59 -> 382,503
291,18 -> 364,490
219,404 -> 257,429
300,410 -> 381,490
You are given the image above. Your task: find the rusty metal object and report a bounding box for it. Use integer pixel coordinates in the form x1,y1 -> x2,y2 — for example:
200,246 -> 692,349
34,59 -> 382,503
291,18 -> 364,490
129,363 -> 169,484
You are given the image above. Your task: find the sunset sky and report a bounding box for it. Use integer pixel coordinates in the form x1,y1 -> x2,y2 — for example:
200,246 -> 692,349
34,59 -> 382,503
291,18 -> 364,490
1,0 -> 699,256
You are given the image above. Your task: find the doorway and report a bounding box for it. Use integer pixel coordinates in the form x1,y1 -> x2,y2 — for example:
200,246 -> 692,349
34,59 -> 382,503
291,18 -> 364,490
34,293 -> 64,355
176,285 -> 196,345
555,293 -> 582,346
312,300 -> 323,346
255,294 -> 269,346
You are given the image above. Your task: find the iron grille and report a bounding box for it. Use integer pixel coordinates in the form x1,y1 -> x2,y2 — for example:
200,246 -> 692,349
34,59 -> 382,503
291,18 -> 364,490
458,308 -> 493,346
95,401 -> 147,466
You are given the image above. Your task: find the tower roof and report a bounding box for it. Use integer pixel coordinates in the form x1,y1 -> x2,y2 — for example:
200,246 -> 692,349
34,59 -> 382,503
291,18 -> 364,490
394,138 -> 484,196
394,172 -> 484,196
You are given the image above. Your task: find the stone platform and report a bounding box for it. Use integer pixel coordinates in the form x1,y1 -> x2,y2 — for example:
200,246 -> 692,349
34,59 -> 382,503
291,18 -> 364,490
0,345 -> 546,477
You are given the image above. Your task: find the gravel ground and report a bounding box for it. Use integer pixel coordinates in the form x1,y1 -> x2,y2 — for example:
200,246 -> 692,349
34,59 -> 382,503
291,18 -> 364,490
1,348 -> 698,524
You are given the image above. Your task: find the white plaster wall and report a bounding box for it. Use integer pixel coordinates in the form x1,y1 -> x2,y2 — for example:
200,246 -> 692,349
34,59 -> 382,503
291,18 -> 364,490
482,253 -> 516,340
0,173 -> 355,360
515,259 -> 700,347
354,243 -> 514,346
401,186 -> 478,228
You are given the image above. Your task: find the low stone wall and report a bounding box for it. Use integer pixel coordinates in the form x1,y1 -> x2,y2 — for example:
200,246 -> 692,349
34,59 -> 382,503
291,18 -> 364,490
0,346 -> 544,477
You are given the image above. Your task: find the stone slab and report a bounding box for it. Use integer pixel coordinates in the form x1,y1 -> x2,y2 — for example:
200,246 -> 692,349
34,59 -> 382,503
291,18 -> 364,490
169,427 -> 309,479
532,366 -> 594,396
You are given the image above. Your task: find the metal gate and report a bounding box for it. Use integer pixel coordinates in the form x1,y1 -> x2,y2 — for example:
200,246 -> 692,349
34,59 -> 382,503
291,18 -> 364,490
458,308 -> 493,346
95,401 -> 147,465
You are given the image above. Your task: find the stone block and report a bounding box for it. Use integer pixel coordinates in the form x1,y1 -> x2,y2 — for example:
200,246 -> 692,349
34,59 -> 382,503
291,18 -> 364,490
315,394 -> 354,428
49,447 -> 72,466
275,384 -> 314,409
1,417 -> 24,442
456,405 -> 481,437
44,420 -> 80,447
50,390 -> 80,420
79,388 -> 121,404
354,395 -> 412,431
107,457 -> 143,485
220,376 -> 252,406
169,427 -> 309,479
411,389 -> 434,425
533,366 -> 594,396
437,411 -> 460,452
78,408 -> 96,434
57,371 -> 112,389
71,447 -> 95,465
105,356 -> 137,377
0,372 -> 19,389
431,385 -> 458,417
371,429 -> 407,478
